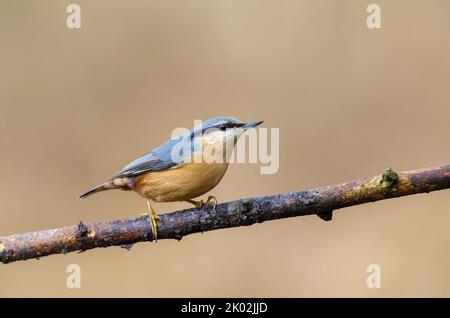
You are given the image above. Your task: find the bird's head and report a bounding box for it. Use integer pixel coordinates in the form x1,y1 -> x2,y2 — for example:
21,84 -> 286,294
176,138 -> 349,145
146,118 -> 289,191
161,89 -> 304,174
190,116 -> 263,162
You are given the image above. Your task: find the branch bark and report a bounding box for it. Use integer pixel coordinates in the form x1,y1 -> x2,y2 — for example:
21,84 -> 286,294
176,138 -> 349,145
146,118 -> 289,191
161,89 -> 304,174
1,164 -> 449,264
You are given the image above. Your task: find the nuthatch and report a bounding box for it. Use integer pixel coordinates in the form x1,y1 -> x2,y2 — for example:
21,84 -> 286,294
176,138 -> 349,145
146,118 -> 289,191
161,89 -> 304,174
80,116 -> 263,240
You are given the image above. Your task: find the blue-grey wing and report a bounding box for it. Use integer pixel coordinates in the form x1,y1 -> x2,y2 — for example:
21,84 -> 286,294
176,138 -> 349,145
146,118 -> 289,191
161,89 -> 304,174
112,134 -> 192,178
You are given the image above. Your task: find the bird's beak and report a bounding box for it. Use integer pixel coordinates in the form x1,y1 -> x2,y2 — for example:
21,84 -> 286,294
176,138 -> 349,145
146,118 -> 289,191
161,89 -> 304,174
243,120 -> 263,130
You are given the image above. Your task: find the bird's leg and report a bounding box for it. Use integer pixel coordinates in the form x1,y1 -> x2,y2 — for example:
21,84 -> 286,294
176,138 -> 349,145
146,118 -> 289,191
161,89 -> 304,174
186,195 -> 218,210
186,199 -> 204,209
145,199 -> 160,241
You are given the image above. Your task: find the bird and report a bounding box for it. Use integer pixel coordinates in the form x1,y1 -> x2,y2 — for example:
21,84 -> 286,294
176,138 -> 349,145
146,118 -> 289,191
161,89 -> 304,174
79,116 -> 263,240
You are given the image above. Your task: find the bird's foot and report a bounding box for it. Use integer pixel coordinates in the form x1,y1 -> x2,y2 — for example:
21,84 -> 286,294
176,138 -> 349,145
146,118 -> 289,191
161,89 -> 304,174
187,195 -> 218,211
140,212 -> 159,241
143,200 -> 160,242
193,201 -> 203,209
205,195 -> 218,211
150,213 -> 159,241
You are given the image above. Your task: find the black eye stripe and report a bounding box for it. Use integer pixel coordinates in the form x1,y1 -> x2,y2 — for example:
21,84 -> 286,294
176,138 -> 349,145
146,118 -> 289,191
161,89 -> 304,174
194,122 -> 245,137
217,122 -> 244,129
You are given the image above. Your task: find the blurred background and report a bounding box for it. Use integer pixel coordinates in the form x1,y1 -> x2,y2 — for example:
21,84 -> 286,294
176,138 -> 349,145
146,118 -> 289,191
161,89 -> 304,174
1,0 -> 450,297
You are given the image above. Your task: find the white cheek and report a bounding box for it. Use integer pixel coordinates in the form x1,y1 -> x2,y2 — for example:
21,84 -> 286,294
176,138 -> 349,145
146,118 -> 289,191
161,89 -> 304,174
205,131 -> 228,143
204,134 -> 218,144
224,129 -> 237,139
235,128 -> 245,137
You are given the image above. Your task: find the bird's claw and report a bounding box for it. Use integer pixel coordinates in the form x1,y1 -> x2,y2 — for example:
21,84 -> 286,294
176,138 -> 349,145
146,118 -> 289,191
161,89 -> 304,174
188,195 -> 218,211
205,195 -> 217,211
143,200 -> 160,242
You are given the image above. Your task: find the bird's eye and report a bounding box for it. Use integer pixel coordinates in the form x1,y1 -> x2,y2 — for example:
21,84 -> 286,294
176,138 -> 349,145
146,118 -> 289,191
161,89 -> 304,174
218,123 -> 227,131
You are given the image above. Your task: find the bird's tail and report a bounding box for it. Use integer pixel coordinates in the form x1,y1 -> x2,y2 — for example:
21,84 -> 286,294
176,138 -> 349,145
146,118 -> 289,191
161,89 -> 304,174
79,181 -> 115,200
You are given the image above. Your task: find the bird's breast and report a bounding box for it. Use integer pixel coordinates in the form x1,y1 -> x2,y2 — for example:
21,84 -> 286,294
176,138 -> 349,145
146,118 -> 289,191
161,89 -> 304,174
134,162 -> 229,202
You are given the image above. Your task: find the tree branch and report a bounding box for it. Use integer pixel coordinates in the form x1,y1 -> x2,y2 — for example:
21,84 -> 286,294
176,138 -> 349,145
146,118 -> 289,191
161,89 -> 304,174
1,164 -> 449,264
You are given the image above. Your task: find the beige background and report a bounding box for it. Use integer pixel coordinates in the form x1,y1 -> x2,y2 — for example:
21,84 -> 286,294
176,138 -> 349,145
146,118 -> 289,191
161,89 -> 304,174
1,0 -> 450,297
